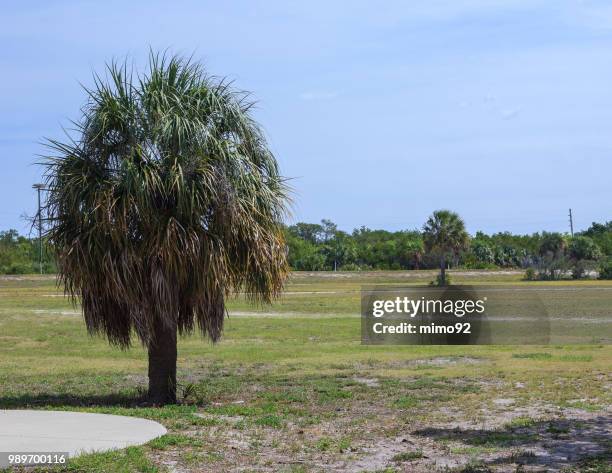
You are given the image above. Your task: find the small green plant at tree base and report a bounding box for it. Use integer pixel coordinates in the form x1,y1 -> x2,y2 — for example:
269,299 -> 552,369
430,273 -> 452,286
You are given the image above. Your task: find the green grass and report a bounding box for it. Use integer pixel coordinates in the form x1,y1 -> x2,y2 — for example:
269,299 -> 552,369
511,352 -> 553,360
546,422 -> 570,434
449,445 -> 500,455
468,431 -> 538,447
573,454 -> 612,473
255,414 -> 284,428
2,447 -> 159,473
393,395 -> 420,409
148,433 -> 203,450
561,400 -> 604,412
504,416 -> 538,429
392,450 -> 424,462
0,271 -> 610,472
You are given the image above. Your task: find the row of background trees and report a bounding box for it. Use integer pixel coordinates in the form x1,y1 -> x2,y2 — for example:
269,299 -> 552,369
0,229 -> 55,274
285,217 -> 612,279
1,218 -> 611,278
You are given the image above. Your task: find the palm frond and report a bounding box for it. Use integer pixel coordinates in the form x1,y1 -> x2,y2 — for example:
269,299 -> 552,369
43,53 -> 290,348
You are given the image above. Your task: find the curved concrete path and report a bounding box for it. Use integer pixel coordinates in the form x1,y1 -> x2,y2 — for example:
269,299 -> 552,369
0,410 -> 166,467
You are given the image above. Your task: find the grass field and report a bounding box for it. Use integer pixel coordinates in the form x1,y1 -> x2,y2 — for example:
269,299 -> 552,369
0,270 -> 611,472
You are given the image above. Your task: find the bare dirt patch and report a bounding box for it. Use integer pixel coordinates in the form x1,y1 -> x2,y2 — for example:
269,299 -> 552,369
152,371 -> 611,472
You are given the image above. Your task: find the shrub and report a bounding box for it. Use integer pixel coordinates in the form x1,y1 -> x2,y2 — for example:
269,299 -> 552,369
569,236 -> 602,261
570,259 -> 597,280
524,268 -> 536,281
598,259 -> 612,280
340,263 -> 362,271
571,261 -> 586,279
3,261 -> 35,274
471,240 -> 495,265
537,253 -> 570,280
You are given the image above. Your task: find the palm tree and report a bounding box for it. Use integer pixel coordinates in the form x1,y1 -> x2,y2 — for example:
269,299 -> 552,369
422,210 -> 469,285
43,53 -> 289,405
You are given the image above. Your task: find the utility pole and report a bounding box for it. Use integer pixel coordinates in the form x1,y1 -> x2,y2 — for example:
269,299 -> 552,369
568,208 -> 574,237
32,184 -> 45,274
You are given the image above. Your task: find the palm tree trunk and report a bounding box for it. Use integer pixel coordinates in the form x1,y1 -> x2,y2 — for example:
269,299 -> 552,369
148,319 -> 177,405
440,255 -> 446,286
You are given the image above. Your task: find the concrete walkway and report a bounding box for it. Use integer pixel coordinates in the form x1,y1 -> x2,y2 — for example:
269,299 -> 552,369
0,410 -> 166,467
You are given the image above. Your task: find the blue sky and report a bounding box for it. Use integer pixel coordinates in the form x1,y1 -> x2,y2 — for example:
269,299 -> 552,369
1,0 -> 611,234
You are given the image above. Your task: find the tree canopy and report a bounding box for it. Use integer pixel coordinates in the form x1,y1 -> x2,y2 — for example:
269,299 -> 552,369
41,53 -> 290,403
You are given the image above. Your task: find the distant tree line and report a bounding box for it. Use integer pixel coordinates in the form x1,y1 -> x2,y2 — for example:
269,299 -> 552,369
0,230 -> 55,274
1,218 -> 611,278
285,218 -> 612,279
